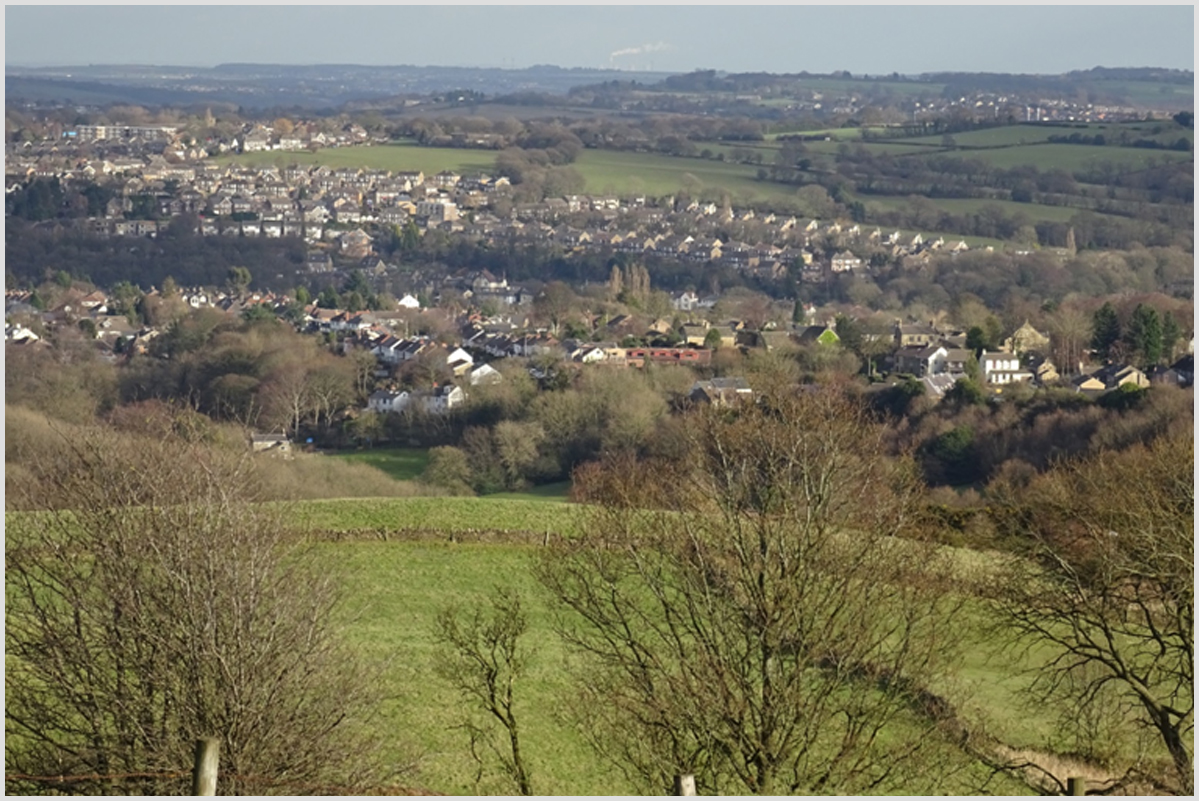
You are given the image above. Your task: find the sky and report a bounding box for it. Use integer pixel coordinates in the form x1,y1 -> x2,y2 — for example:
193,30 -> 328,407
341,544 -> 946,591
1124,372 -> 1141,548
4,4 -> 1194,76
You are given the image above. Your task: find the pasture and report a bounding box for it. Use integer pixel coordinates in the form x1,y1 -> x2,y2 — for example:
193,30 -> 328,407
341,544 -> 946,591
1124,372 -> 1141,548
327,446 -> 431,482
570,149 -> 798,205
956,142 -> 1192,172
887,121 -> 1192,149
289,496 -> 584,536
857,194 -> 1100,225
6,488 -> 1159,794
323,536 -> 1061,794
325,540 -> 628,795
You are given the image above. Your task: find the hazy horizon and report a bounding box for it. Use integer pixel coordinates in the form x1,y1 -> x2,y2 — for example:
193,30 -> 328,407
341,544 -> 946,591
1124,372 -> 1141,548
5,6 -> 1194,76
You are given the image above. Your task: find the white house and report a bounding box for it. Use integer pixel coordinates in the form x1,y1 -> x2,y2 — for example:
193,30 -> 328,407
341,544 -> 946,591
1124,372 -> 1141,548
981,352 -> 1033,385
570,345 -> 606,364
671,290 -> 700,312
830,251 -> 863,273
894,345 -> 948,377
469,363 -> 503,386
446,346 -> 474,367
398,293 -> 421,309
417,384 -> 466,414
5,323 -> 40,343
367,389 -> 410,413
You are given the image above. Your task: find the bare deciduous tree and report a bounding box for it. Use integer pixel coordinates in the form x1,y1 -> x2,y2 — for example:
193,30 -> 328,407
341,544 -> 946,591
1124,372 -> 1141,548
434,588 -> 535,795
5,426 -> 392,795
987,430 -> 1193,794
536,388 -> 975,795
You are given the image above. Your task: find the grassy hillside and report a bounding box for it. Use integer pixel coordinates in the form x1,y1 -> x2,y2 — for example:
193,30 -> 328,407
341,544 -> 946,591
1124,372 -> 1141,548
5,487 -> 1150,794
955,142 -> 1192,171
324,537 -> 1054,795
570,149 -> 795,204
857,194 -> 1100,224
326,541 -> 632,795
326,447 -> 432,482
289,496 -> 583,536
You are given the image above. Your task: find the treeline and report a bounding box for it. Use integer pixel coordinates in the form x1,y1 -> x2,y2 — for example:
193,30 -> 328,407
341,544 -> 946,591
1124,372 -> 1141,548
1046,131 -> 1192,151
820,249 -> 1193,319
6,177 -> 116,221
861,201 -> 1189,251
932,67 -> 1195,104
876,379 -> 1193,503
5,218 -> 307,292
829,147 -> 1194,207
6,282 -> 1194,503
397,114 -> 769,151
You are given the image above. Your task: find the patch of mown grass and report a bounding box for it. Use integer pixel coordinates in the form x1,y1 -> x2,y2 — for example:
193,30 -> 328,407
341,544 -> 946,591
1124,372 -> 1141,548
289,497 -> 584,537
326,540 -> 1054,795
484,481 -> 572,502
953,142 -> 1192,172
326,447 -> 432,482
570,149 -> 798,205
857,193 -> 1104,225
326,541 -> 633,795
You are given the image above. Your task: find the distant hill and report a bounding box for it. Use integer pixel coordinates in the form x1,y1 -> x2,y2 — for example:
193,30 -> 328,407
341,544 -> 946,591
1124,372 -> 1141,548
4,63 -> 677,110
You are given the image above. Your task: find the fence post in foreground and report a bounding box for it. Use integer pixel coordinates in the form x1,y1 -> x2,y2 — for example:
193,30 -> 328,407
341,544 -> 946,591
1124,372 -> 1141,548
1066,776 -> 1086,796
674,773 -> 696,796
192,737 -> 220,796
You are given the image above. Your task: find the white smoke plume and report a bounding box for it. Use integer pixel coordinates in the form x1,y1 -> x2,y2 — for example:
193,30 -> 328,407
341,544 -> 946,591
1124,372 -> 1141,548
609,41 -> 673,60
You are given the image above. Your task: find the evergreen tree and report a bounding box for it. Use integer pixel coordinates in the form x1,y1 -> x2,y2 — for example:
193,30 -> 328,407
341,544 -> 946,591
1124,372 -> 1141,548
1124,303 -> 1163,367
317,287 -> 341,309
343,291 -> 365,312
1160,313 -> 1181,363
964,353 -> 981,382
983,316 -> 1004,351
1090,302 -> 1121,360
400,220 -> 420,251
833,314 -> 862,353
226,266 -> 252,298
965,326 -> 987,355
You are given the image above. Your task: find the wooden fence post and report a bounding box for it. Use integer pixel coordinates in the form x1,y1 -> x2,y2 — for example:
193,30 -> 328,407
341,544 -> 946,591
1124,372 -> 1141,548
673,773 -> 696,796
192,737 -> 220,796
1067,776 -> 1085,796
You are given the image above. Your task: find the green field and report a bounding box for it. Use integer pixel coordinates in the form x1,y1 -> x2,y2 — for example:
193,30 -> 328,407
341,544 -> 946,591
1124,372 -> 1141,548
221,142 -> 799,205
894,122 -> 1194,150
801,140 -> 940,157
486,480 -> 572,502
327,540 -> 629,795
320,448 -> 571,503
957,142 -> 1192,171
569,149 -> 797,204
290,496 -> 584,536
766,126 -> 897,141
858,194 -> 1098,225
324,537 -> 1058,794
6,492 -> 1158,794
327,447 -> 432,482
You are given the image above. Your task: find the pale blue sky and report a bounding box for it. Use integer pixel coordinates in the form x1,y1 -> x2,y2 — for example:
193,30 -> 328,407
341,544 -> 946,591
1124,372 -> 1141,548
5,5 -> 1194,75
